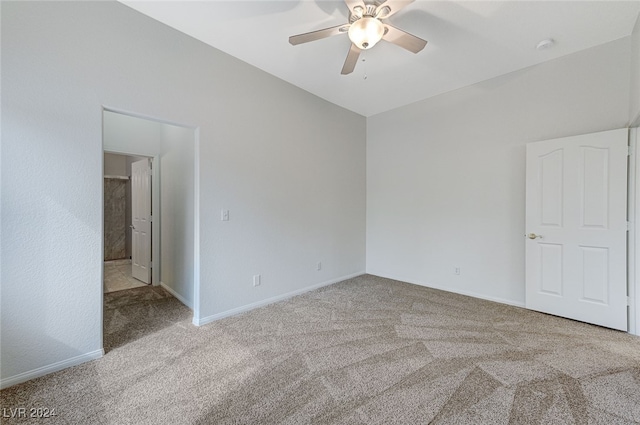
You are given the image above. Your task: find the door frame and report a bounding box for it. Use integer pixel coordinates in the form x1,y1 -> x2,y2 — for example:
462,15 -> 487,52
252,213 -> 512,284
628,108 -> 640,335
631,126 -> 639,335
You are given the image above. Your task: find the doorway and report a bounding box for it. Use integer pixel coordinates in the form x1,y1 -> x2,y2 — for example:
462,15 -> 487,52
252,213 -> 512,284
103,152 -> 153,293
102,108 -> 199,315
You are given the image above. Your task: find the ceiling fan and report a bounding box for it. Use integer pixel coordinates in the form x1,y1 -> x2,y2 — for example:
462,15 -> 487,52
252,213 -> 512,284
289,0 -> 427,75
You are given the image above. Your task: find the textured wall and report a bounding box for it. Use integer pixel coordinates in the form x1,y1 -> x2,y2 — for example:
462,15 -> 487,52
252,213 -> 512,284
367,38 -> 631,306
1,1 -> 365,386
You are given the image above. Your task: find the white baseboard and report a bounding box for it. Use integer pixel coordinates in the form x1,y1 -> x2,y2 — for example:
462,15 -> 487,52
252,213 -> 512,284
0,349 -> 104,390
193,271 -> 365,326
367,270 -> 526,308
160,281 -> 193,309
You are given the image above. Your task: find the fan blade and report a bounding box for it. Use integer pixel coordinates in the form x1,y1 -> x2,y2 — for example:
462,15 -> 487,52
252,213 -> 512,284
341,43 -> 361,75
383,24 -> 427,53
375,0 -> 414,19
344,0 -> 366,16
289,24 -> 349,46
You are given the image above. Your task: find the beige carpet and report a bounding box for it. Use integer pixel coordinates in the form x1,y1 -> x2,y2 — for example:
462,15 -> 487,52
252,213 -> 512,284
2,274 -> 640,424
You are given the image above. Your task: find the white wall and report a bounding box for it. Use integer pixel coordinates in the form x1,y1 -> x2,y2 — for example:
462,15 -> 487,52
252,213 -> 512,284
367,38 -> 631,306
160,123 -> 195,308
104,111 -> 162,157
1,1 -> 365,388
631,13 -> 640,124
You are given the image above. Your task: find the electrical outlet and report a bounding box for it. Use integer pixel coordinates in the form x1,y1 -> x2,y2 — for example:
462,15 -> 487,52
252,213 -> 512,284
454,267 -> 461,275
253,274 -> 261,287
317,262 -> 322,271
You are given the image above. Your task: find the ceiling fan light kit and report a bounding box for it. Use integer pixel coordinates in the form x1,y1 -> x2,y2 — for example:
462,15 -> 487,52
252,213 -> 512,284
349,17 -> 384,49
289,0 -> 427,75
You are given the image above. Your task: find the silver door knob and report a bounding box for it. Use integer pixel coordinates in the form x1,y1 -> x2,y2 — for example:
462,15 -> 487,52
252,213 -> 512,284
527,233 -> 542,239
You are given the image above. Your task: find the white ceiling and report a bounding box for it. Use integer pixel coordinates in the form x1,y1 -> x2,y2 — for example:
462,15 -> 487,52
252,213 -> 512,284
120,1 -> 640,117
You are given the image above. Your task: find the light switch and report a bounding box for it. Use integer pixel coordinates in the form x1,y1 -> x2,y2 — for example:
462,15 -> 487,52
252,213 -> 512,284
221,209 -> 229,221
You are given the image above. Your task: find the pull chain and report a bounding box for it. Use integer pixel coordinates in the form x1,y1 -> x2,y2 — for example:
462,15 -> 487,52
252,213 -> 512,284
362,56 -> 368,80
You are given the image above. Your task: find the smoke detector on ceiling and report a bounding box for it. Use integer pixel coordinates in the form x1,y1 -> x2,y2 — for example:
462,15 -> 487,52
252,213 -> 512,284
536,38 -> 555,50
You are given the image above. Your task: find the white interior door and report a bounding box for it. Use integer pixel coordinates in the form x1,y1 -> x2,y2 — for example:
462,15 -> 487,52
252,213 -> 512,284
525,129 -> 628,331
131,158 -> 152,284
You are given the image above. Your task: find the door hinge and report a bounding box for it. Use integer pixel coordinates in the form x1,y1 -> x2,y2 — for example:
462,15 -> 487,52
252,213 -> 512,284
628,296 -> 632,306
629,145 -> 633,156
627,221 -> 632,231
149,215 -> 153,223
149,261 -> 153,269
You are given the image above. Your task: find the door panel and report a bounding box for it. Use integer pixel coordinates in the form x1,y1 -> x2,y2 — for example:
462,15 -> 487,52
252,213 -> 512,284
539,243 -> 563,296
525,128 -> 628,331
540,149 -> 563,227
581,147 -> 608,228
131,158 -> 151,284
579,246 -> 608,303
